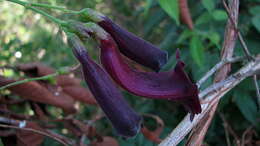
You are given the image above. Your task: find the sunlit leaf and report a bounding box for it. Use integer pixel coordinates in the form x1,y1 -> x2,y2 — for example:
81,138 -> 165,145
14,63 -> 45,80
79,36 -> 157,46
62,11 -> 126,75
158,0 -> 179,25
212,10 -> 227,21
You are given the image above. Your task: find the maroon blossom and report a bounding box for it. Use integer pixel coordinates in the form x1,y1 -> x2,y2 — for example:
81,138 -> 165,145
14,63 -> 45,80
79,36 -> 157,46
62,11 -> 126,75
79,8 -> 168,72
67,22 -> 201,120
67,33 -> 142,138
99,37 -> 201,119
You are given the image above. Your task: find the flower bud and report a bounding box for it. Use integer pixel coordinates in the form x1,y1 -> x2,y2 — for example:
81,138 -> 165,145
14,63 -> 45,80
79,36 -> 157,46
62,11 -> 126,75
67,33 -> 142,138
79,9 -> 168,72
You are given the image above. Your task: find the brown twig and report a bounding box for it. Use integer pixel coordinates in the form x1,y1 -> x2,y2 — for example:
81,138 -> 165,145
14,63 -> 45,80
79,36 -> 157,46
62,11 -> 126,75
219,113 -> 241,146
159,56 -> 260,146
184,0 -> 240,145
197,56 -> 245,89
46,130 -> 75,145
0,123 -> 70,146
222,0 -> 254,61
0,116 -> 73,146
221,115 -> 232,146
241,126 -> 254,146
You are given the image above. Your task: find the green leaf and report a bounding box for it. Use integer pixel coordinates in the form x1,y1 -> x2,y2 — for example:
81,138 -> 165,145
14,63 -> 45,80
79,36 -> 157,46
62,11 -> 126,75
190,35 -> 205,67
234,91 -> 260,125
195,12 -> 212,25
208,32 -> 220,47
202,0 -> 215,12
158,0 -> 179,25
144,10 -> 166,35
212,10 -> 227,21
252,15 -> 260,32
177,29 -> 193,43
249,6 -> 260,15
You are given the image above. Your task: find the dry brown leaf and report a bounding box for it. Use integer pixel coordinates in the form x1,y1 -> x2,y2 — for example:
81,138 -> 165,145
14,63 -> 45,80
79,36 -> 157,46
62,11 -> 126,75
0,76 -> 76,113
16,122 -> 45,146
31,103 -> 49,121
62,86 -> 97,105
17,62 -> 81,86
57,75 -> 82,87
16,62 -> 97,105
17,62 -> 55,77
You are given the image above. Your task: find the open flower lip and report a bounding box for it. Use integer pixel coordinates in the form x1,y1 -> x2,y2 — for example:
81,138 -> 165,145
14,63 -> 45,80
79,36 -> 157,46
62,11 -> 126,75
79,9 -> 168,72
68,33 -> 142,138
98,36 -> 201,116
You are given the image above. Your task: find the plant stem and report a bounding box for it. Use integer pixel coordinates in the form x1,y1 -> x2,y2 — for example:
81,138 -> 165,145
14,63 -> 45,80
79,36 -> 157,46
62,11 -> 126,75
6,0 -> 68,27
0,64 -> 80,90
26,2 -> 77,13
18,0 -> 80,14
0,73 -> 58,90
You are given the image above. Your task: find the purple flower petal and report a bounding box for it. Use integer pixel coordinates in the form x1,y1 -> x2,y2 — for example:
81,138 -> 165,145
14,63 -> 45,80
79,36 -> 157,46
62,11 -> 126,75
66,22 -> 201,119
79,9 -> 168,72
99,37 -> 201,118
67,33 -> 142,138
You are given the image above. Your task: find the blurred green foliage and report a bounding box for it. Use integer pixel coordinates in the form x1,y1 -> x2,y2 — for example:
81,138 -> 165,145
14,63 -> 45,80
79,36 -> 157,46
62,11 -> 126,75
0,0 -> 259,145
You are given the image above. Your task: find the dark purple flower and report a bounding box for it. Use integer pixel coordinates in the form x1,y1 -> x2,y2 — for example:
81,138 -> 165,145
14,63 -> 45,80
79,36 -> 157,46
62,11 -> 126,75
67,33 -> 142,138
99,37 -> 201,119
79,8 -> 168,72
66,22 -> 201,120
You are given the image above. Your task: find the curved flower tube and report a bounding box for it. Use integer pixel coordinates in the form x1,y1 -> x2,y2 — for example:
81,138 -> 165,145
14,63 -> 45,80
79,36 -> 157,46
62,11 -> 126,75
78,8 -> 168,72
67,22 -> 201,119
100,37 -> 201,119
67,33 -> 142,138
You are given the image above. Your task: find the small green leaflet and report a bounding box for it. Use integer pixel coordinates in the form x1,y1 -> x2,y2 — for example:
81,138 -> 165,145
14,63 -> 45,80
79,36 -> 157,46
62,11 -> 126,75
158,0 -> 180,25
190,35 -> 205,67
212,10 -> 227,21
